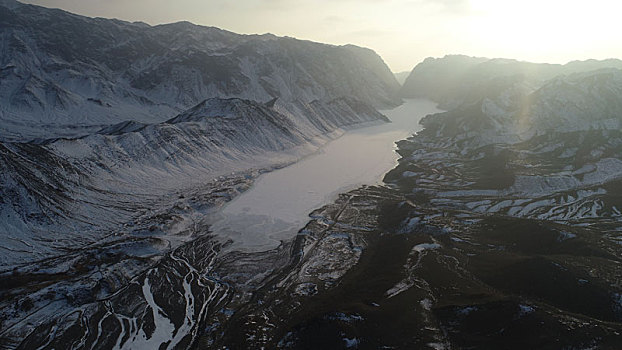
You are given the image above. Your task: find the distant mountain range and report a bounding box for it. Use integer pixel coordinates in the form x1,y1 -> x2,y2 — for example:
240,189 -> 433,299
394,53 -> 622,218
400,54 -> 622,109
393,71 -> 411,85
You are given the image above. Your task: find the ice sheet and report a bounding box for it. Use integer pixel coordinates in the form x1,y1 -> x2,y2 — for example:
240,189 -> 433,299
211,99 -> 442,252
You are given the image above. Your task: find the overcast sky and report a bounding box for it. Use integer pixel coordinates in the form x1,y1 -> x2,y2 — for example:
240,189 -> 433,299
20,0 -> 622,72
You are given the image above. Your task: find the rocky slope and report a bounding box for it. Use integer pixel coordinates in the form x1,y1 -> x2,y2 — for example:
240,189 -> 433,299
7,182 -> 621,349
202,185 -> 622,349
0,0 -> 401,142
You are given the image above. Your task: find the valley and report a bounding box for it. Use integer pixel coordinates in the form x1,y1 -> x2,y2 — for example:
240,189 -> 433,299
2,1 -> 622,349
211,99 -> 441,253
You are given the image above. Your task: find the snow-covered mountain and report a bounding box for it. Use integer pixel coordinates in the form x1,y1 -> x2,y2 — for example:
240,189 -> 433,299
0,94 -> 389,348
0,95 -> 388,266
0,0 -> 402,341
0,0 -> 401,142
387,68 -> 622,232
400,54 -> 622,109
5,1 -> 622,348
0,0 -> 402,268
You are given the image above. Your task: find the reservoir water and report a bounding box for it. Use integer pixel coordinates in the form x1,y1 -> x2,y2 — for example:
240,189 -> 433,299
212,99 -> 441,251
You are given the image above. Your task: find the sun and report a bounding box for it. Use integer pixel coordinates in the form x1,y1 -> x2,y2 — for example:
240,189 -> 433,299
466,0 -> 621,62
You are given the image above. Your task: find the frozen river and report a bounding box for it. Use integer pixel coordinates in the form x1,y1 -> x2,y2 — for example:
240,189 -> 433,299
212,99 -> 441,251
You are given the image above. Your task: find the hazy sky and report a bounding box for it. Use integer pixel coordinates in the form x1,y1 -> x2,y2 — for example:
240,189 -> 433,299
20,0 -> 622,72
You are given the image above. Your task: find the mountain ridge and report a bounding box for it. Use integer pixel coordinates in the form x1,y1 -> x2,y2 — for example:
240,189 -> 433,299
0,0 -> 401,142
400,54 -> 622,109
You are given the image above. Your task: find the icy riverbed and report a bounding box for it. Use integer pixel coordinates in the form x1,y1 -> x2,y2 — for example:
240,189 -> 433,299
211,99 -> 442,251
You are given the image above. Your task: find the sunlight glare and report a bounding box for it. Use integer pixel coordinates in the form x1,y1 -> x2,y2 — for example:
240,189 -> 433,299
467,0 -> 621,62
